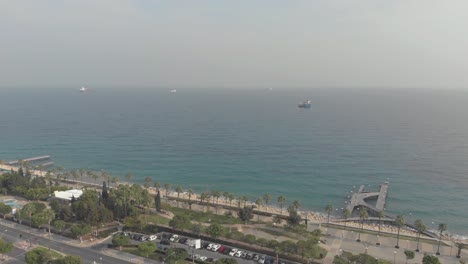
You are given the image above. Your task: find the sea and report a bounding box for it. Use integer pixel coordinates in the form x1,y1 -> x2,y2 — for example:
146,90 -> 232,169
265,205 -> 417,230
0,87 -> 467,238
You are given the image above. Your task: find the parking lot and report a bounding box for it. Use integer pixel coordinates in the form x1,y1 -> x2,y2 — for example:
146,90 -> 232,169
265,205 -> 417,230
116,231 -> 295,264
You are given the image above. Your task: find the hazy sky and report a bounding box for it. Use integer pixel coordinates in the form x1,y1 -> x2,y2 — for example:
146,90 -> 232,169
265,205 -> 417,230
1,0 -> 467,89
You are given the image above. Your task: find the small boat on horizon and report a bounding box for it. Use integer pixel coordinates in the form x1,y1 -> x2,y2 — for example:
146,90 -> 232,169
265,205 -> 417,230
170,89 -> 177,93
79,87 -> 88,92
298,100 -> 311,108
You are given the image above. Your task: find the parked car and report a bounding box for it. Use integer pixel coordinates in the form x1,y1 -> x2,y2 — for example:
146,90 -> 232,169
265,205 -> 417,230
222,247 -> 231,254
160,239 -> 171,245
235,251 -> 243,258
246,253 -> 255,260
169,234 -> 179,242
148,235 -> 157,241
206,243 -> 214,250
217,246 -> 225,253
211,244 -> 221,252
253,254 -> 260,262
178,237 -> 188,244
240,252 -> 247,258
229,249 -> 238,256
258,255 -> 266,264
199,256 -> 208,261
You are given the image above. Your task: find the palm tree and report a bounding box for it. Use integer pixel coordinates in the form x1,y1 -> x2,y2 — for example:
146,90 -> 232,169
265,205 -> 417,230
164,183 -> 171,197
357,207 -> 368,242
436,223 -> 447,255
144,177 -> 153,189
255,198 -> 263,221
188,189 -> 194,209
153,181 -> 160,191
263,193 -> 271,212
223,192 -> 230,204
111,176 -> 119,187
395,215 -> 405,248
291,200 -> 301,211
227,194 -> 235,212
414,219 -> 426,252
342,208 -> 351,230
376,210 -> 384,245
43,209 -> 55,239
125,172 -> 133,183
241,196 -> 248,207
175,186 -> 183,208
101,171 -> 111,186
277,196 -> 286,215
325,203 -> 333,223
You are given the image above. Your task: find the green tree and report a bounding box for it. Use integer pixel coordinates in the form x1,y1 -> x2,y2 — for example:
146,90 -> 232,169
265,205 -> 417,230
436,223 -> 447,255
0,239 -> 14,260
415,219 -> 426,252
43,208 -> 56,237
70,224 -> 92,239
357,207 -> 368,242
155,190 -> 161,212
53,220 -> 66,234
188,189 -> 194,209
395,215 -> 405,248
24,247 -> 52,264
0,203 -> 12,219
238,206 -> 254,224
138,241 -> 156,257
277,195 -> 286,215
54,255 -> 83,264
404,250 -> 414,264
112,235 -> 130,250
166,248 -> 188,264
342,208 -> 351,230
287,205 -> 302,226
325,203 -> 333,223
206,223 -> 222,238
21,203 -> 36,228
422,255 -> 441,264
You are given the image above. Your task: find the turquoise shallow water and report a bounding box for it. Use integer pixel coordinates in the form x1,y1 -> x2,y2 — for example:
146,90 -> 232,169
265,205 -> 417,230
1,88 -> 467,236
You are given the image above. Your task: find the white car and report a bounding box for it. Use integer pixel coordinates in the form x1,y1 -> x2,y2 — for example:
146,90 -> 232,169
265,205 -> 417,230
258,256 -> 265,264
211,244 -> 221,252
229,249 -> 238,256
169,234 -> 178,242
206,243 -> 214,250
235,251 -> 243,258
199,256 -> 208,261
148,235 -> 157,241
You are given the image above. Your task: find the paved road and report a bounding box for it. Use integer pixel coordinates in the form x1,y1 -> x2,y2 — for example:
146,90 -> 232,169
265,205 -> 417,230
0,221 -> 133,264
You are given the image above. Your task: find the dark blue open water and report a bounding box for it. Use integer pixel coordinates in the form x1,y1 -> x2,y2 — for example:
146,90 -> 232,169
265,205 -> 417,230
1,88 -> 467,236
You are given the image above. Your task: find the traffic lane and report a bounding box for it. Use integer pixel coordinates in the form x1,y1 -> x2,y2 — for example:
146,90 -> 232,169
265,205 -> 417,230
0,223 -> 131,264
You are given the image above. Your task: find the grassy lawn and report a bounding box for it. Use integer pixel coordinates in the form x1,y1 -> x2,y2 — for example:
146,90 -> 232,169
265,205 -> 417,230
142,214 -> 171,225
169,206 -> 242,225
27,247 -> 63,259
322,223 -> 440,245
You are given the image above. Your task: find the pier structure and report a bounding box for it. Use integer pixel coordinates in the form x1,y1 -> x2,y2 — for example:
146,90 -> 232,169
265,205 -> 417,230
345,182 -> 389,215
5,155 -> 51,165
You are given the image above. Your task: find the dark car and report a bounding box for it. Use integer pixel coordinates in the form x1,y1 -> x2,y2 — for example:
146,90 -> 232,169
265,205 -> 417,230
160,239 -> 171,245
222,247 -> 231,254
206,258 -> 214,263
246,253 -> 255,260
162,233 -> 171,240
178,237 -> 188,244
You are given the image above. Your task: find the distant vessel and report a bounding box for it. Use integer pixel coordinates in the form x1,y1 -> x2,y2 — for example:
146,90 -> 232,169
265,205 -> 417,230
79,87 -> 88,92
298,100 -> 311,108
170,89 -> 177,93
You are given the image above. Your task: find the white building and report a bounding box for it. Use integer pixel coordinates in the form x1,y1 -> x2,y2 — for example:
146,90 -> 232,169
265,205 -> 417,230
53,189 -> 83,201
